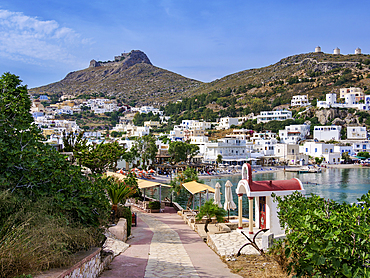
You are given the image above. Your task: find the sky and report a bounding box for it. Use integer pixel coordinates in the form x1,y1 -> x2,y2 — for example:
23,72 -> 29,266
0,0 -> 369,88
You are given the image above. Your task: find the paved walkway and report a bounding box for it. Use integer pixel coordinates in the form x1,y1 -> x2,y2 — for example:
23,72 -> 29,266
100,207 -> 240,278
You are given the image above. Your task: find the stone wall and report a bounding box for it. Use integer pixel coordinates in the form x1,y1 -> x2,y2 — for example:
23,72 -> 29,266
34,248 -> 113,278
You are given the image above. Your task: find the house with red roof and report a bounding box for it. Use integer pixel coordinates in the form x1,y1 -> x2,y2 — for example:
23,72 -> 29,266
236,163 -> 305,236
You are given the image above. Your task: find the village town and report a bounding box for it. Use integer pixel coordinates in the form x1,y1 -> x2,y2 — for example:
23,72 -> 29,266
31,86 -> 370,171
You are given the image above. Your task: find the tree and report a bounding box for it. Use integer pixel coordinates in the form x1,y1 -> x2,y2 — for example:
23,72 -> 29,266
341,151 -> 351,163
357,151 -> 370,159
74,140 -> 126,174
196,199 -> 227,233
0,73 -> 109,227
104,175 -> 137,215
216,154 -> 223,165
168,141 -> 199,163
133,135 -> 158,169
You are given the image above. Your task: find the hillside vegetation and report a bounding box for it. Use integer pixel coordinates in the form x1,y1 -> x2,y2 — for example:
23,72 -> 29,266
31,51 -> 370,131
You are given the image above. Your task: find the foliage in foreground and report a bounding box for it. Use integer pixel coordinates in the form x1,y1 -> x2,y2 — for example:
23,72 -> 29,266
273,191 -> 370,277
0,191 -> 103,278
0,73 -> 111,277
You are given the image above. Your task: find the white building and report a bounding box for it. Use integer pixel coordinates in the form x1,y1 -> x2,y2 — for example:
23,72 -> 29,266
278,124 -> 310,144
291,95 -> 310,107
275,143 -> 309,165
340,87 -> 364,100
253,138 -> 277,156
131,106 -> 163,116
313,125 -> 342,141
317,93 -> 338,108
300,142 -> 341,164
317,90 -> 370,111
352,141 -> 370,154
347,126 -> 367,140
203,138 -> 250,164
83,98 -> 119,114
217,117 -> 239,130
256,110 -> 293,124
181,120 -> 212,130
334,145 -> 354,156
169,125 -> 185,141
251,131 -> 277,143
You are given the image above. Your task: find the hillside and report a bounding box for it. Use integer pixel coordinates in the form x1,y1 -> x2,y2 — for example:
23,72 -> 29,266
30,50 -> 370,132
29,50 -> 203,107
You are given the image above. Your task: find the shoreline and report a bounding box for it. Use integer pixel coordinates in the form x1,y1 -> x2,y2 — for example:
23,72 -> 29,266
152,164 -> 365,184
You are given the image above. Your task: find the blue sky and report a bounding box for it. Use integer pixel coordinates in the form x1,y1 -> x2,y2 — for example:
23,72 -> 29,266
0,0 -> 369,88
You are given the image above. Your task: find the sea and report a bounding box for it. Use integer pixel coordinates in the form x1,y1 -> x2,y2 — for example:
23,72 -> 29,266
153,167 -> 370,217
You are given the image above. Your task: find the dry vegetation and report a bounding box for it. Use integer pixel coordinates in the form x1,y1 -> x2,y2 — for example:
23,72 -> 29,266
223,254 -> 291,278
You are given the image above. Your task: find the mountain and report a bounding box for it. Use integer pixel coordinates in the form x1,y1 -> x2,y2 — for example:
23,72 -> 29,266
29,50 -> 203,106
30,50 -> 370,109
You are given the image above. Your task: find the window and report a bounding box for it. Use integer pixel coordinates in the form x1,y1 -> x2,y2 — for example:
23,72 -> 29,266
315,148 -> 317,152
306,148 -> 308,152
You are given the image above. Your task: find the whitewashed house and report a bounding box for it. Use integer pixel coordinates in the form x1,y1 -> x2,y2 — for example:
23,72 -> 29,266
313,125 -> 341,141
300,142 -> 341,164
203,138 -> 249,164
334,145 -> 354,156
256,110 -> 293,124
347,126 -> 367,140
169,125 -> 185,141
291,95 -> 310,107
275,143 -> 309,165
217,117 -> 239,130
253,138 -> 277,156
278,124 -> 310,144
352,142 -> 370,154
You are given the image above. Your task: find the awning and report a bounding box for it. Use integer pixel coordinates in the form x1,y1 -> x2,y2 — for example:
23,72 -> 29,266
137,179 -> 171,189
182,181 -> 216,195
106,171 -> 171,189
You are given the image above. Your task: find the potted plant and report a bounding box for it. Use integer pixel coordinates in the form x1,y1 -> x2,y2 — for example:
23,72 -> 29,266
148,201 -> 161,213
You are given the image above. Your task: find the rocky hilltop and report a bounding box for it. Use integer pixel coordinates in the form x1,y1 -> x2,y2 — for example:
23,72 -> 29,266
88,50 -> 152,68
30,50 -> 202,106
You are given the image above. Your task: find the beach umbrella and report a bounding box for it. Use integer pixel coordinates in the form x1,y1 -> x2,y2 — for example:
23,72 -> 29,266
224,180 -> 237,221
213,182 -> 222,208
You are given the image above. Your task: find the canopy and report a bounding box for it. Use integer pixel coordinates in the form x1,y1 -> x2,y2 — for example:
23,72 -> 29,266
106,171 -> 170,189
182,181 -> 216,195
137,179 -> 171,189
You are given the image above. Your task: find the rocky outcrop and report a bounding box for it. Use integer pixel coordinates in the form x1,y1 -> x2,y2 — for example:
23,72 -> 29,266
315,108 -> 358,125
89,50 -> 152,68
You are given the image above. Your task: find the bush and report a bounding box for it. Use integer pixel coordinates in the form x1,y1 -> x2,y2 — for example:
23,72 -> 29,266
148,201 -> 161,210
273,191 -> 370,277
0,192 -> 103,278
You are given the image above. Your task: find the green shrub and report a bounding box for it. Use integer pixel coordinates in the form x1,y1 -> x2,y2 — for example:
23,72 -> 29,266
148,201 -> 161,210
273,191 -> 370,277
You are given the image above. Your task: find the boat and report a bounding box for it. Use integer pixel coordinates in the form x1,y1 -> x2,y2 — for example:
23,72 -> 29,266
298,165 -> 322,173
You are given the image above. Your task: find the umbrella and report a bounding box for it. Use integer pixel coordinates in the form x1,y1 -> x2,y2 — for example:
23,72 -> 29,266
148,169 -> 155,173
213,182 -> 222,208
224,180 -> 237,221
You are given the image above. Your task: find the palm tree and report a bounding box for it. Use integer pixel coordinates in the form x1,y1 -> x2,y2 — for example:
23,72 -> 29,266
106,176 -> 136,214
196,199 -> 227,233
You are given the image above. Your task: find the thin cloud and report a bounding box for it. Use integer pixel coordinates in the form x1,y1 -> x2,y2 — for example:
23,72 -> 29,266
0,9 -> 90,65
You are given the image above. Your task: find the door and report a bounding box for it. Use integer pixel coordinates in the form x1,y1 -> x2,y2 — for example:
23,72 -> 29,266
259,196 -> 266,229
